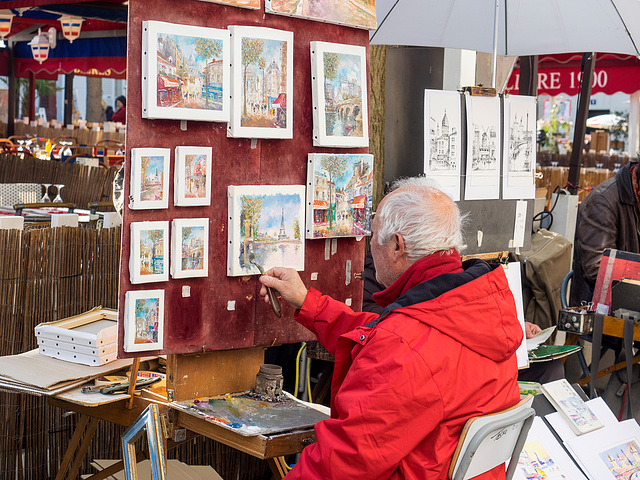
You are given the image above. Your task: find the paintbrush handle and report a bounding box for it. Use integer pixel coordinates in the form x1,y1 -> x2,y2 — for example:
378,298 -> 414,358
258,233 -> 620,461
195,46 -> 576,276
266,286 -> 282,318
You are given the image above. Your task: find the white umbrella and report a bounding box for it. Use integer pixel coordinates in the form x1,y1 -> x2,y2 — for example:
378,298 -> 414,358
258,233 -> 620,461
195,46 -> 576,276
371,0 -> 640,85
586,113 -> 628,130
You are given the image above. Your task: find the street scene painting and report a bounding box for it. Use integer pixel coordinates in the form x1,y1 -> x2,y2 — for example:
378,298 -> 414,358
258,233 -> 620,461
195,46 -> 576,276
306,153 -> 373,238
174,146 -> 212,206
599,440 -> 640,480
266,0 -> 376,30
311,42 -> 368,147
142,21 -> 229,122
130,148 -> 170,210
171,218 -> 209,279
124,289 -> 164,353
424,89 -> 462,201
129,221 -> 169,284
503,95 -> 536,199
517,440 -> 572,480
227,185 -> 305,276
228,26 -> 293,139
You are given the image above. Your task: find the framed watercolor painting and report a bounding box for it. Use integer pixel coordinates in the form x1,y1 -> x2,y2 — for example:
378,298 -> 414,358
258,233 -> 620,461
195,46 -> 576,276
141,21 -> 230,122
171,218 -> 209,279
306,153 -> 373,238
123,289 -> 164,353
310,41 -> 368,148
130,148 -> 170,210
503,95 -> 536,200
227,26 -> 293,139
265,0 -> 376,30
174,146 -> 212,207
227,185 -> 305,276
423,89 -> 462,201
129,221 -> 169,284
196,0 -> 260,9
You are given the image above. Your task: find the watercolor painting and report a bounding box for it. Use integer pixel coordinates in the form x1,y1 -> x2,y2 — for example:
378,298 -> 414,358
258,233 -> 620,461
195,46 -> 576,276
228,26 -> 293,139
311,42 -> 368,148
174,146 -> 212,206
228,185 -> 305,276
142,21 -> 229,122
424,89 -> 462,201
130,221 -> 169,284
130,148 -> 170,210
503,95 -> 536,199
306,153 -> 373,238
599,440 -> 640,480
517,440 -> 572,480
196,0 -> 260,9
265,0 -> 376,30
171,218 -> 209,279
124,289 -> 164,353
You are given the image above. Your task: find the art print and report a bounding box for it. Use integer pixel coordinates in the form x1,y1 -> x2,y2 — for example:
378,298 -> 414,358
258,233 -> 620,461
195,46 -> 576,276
306,153 -> 373,238
129,148 -> 170,210
142,21 -> 230,122
130,221 -> 169,284
174,146 -> 212,206
503,95 -> 536,199
171,218 -> 209,279
227,185 -> 305,276
228,26 -> 293,139
464,94 -> 501,201
196,0 -> 260,9
424,89 -> 462,201
265,0 -> 376,30
124,289 -> 164,353
599,440 -> 640,479
310,42 -> 368,148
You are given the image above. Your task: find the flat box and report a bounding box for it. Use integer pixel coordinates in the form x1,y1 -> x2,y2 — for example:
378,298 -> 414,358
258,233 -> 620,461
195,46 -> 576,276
35,308 -> 118,348
38,342 -> 117,366
37,337 -> 117,357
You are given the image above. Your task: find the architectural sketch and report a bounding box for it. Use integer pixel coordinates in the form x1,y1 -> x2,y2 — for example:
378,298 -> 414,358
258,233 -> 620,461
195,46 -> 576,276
503,95 -> 537,199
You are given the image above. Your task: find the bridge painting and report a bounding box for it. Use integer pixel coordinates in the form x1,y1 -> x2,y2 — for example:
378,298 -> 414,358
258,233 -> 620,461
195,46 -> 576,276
322,49 -> 364,138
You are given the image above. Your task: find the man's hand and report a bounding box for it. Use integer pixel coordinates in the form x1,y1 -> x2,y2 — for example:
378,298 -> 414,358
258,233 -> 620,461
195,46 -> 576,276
259,267 -> 308,310
524,321 -> 541,339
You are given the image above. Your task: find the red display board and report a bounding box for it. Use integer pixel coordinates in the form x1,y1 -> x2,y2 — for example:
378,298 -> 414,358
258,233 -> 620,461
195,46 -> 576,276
118,0 -> 369,357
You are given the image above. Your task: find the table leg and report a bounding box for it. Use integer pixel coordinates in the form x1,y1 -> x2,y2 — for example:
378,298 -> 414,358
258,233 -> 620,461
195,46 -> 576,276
55,414 -> 100,480
55,414 -> 91,480
267,457 -> 289,479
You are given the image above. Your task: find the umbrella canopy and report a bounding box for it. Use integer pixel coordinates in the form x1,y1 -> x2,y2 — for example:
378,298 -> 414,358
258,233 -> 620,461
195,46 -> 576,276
586,113 -> 628,130
371,0 -> 640,57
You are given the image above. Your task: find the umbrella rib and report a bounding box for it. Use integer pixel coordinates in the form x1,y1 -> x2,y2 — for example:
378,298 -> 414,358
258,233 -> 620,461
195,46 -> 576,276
369,0 -> 401,43
609,0 -> 640,57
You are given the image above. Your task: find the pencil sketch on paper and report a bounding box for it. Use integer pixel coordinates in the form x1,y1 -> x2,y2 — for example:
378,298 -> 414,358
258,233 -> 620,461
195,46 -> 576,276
180,225 -> 206,272
599,440 -> 640,479
507,103 -> 535,176
517,440 -> 572,480
134,297 -> 160,346
307,153 -> 373,238
428,104 -> 459,175
266,0 -> 376,30
471,123 -> 498,172
140,154 -> 165,202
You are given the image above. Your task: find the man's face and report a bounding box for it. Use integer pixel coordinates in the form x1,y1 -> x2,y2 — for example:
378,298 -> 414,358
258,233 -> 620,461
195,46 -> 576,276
370,206 -> 395,288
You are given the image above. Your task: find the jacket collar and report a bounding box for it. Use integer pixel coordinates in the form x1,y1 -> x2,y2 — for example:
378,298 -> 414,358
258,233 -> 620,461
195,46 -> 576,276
617,161 -> 637,205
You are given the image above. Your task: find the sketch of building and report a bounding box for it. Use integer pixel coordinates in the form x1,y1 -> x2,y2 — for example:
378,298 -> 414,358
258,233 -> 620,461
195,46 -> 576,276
471,124 -> 497,171
429,109 -> 458,171
508,112 -> 534,173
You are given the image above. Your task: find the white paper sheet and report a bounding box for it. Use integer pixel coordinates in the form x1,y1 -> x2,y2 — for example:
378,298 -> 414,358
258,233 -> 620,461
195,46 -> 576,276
502,96 -> 536,200
502,262 -> 528,369
526,326 -> 556,351
546,397 -> 619,442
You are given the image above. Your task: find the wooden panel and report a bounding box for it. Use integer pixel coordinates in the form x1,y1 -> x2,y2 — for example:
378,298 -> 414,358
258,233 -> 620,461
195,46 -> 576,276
603,315 -> 640,342
119,0 -> 368,357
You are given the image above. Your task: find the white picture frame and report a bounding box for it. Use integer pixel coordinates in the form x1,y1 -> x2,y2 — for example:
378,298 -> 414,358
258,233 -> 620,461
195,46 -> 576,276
130,221 -> 169,284
141,20 -> 230,122
171,217 -> 209,279
227,185 -> 305,276
423,89 -> 462,201
503,95 -> 537,200
124,289 -> 165,353
129,148 -> 170,210
228,25 -> 293,139
174,146 -> 212,207
306,153 -> 373,238
310,41 -> 368,148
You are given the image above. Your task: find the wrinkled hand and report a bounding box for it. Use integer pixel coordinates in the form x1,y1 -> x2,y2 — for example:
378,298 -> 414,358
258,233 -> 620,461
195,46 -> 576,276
259,267 -> 308,310
525,321 -> 541,339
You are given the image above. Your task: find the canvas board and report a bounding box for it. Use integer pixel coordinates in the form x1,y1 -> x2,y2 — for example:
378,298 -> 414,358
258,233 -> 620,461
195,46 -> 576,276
195,0 -> 259,9
174,146 -> 212,207
142,21 -> 230,122
129,221 -> 169,284
464,94 -> 501,201
171,218 -> 209,279
124,289 -> 165,353
503,95 -> 536,200
310,42 -> 368,148
265,0 -> 376,30
227,185 -> 305,276
129,148 -> 170,210
306,153 -> 373,238
424,89 -> 462,201
228,26 -> 293,139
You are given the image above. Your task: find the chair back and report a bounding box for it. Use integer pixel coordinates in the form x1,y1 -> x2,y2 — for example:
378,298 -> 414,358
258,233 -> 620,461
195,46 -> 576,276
448,395 -> 535,480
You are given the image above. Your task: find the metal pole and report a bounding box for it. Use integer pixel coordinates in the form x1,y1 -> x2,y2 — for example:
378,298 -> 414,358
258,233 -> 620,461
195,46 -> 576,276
491,0 -> 499,88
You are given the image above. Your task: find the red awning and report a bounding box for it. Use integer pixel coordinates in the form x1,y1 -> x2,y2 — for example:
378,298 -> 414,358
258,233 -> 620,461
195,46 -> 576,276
313,200 -> 328,209
157,75 -> 180,89
272,93 -> 286,108
351,197 -> 365,209
506,53 -> 640,96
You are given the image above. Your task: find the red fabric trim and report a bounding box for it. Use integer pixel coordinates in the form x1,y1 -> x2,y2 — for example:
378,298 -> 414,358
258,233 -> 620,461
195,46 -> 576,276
15,56 -> 126,79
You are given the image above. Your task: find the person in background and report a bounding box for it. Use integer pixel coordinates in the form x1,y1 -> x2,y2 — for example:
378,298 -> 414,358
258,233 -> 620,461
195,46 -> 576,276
258,177 -> 522,479
111,95 -> 126,124
105,105 -> 114,122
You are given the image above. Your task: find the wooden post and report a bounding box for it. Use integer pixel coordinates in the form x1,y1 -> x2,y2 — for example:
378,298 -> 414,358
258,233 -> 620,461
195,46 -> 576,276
28,71 -> 35,122
567,53 -> 596,195
64,73 -> 74,126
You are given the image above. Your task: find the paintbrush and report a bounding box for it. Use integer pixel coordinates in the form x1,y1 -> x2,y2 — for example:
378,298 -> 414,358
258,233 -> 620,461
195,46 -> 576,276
248,251 -> 282,318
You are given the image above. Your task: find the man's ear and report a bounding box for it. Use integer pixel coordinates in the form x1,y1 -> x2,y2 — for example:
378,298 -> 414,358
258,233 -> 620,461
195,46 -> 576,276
393,233 -> 405,260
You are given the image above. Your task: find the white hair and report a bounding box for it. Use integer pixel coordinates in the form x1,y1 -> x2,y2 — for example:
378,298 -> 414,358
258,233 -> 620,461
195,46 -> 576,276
376,176 -> 466,261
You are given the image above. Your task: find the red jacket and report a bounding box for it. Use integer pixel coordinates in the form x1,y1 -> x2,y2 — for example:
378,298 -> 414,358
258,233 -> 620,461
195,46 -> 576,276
287,253 -> 522,480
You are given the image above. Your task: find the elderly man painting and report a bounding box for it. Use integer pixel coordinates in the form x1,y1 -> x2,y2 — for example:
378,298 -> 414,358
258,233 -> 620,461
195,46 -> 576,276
259,177 -> 522,480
